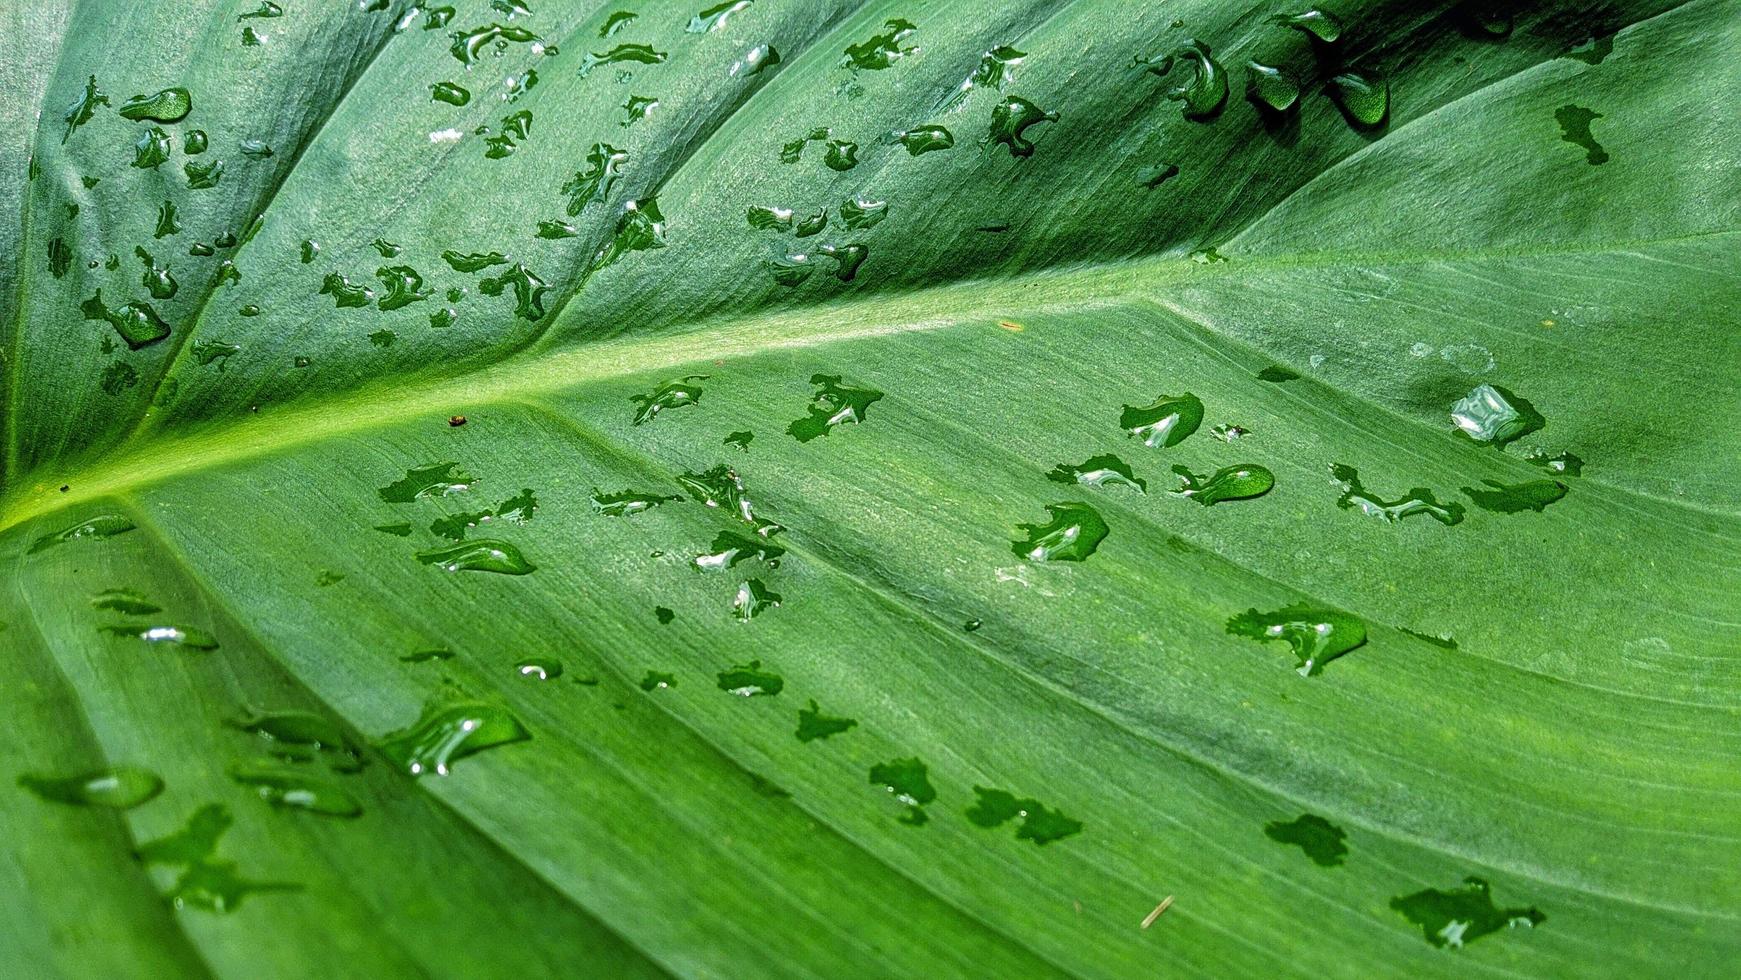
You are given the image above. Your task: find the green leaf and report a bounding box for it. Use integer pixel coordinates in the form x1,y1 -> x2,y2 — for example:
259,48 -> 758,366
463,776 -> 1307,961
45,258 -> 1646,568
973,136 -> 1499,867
2,1 -> 1738,975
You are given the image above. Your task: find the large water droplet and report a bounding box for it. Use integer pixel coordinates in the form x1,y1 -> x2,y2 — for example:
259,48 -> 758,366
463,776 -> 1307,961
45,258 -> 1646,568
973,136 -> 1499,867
1137,39 -> 1227,119
1120,392 -> 1203,448
1012,502 -> 1108,562
841,18 -> 917,71
987,95 -> 1057,157
98,624 -> 221,650
1449,384 -> 1542,447
379,462 -> 474,502
117,87 -> 192,123
415,540 -> 536,575
377,702 -> 530,776
788,374 -> 883,442
1171,463 -> 1275,505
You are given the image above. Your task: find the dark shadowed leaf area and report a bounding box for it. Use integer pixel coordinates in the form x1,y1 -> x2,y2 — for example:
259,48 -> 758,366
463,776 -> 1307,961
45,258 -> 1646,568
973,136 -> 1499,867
2,1 -> 1737,976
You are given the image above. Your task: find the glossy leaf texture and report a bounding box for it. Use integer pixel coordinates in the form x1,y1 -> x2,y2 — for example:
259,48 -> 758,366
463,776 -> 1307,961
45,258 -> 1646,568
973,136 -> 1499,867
3,1 -> 1738,976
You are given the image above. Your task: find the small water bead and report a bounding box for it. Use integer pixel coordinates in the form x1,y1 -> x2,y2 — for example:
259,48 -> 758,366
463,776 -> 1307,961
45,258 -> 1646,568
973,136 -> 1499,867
379,461 -> 474,501
839,197 -> 887,229
229,762 -> 362,817
1120,392 -> 1202,448
536,219 -> 578,239
377,702 -> 530,777
891,125 -> 954,155
716,660 -> 783,696
1246,61 -> 1299,112
400,647 -> 454,662
184,158 -> 224,188
18,768 -> 164,809
822,140 -> 859,171
1137,39 -> 1227,119
319,272 -> 374,308
91,588 -> 162,615
1555,105 -> 1608,165
183,130 -> 209,154
868,757 -> 934,826
1564,35 -> 1614,66
591,488 -> 681,516
478,262 -> 550,320
516,658 -> 564,681
965,787 -> 1083,845
1140,162 -> 1180,189
1269,8 -> 1342,42
62,75 -> 108,142
1462,478 -> 1567,514
239,138 -> 273,158
630,374 -> 708,425
936,45 -> 1024,113
132,126 -> 171,168
415,540 -> 536,575
133,247 -> 178,299
1211,423 -> 1248,441
28,513 -> 137,554
1047,454 -> 1146,493
1401,628 -> 1458,650
577,43 -> 668,78
747,205 -> 795,231
1450,384 -> 1542,446
1226,604 -> 1366,676
81,289 -> 172,349
1523,449 -> 1582,476
788,374 -> 883,442
1390,878 -> 1544,949
732,579 -> 781,622
238,2 -> 282,20
1264,813 -> 1348,867
794,210 -> 827,237
589,199 -> 666,275
118,87 -> 191,122
795,700 -> 857,742
1330,464 -> 1463,525
986,95 -> 1056,157
620,94 -> 658,126
1012,502 -> 1109,562
369,329 -> 396,348
298,239 -> 318,262
1327,71 -> 1389,127
687,0 -> 751,34
431,81 -> 471,105
640,670 -> 676,691
98,624 -> 221,650
375,266 -> 431,310
600,10 -> 635,36
451,22 -> 541,65
841,18 -> 917,71
730,44 -> 779,78
192,341 -> 241,369
440,249 -> 507,272
1172,464 -> 1274,505
694,530 -> 785,572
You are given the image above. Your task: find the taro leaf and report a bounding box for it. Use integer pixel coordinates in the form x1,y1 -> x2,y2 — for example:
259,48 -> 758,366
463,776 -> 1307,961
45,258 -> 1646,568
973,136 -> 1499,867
2,2 -> 1738,976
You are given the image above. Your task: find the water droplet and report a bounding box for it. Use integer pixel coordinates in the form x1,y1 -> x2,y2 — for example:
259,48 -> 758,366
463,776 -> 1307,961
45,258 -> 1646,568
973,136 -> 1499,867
1450,384 -> 1542,447
429,80 -> 471,106
131,246 -> 178,300
1462,478 -> 1567,514
1137,39 -> 1227,119
132,126 -> 171,169
694,530 -> 785,571
986,95 -> 1057,157
619,94 -> 658,126
747,205 -> 795,231
730,43 -> 779,77
716,659 -> 783,696
724,430 -> 754,452
1564,34 -> 1614,66
516,657 -> 563,681
229,762 -> 362,817
379,461 -> 474,502
1246,61 -> 1299,111
1327,71 -> 1389,127
687,0 -> 751,34
1120,392 -> 1203,448
47,237 -> 72,278
1390,878 -> 1544,949
1226,604 -> 1366,676
1012,502 -> 1108,562
62,75 -> 108,143
81,289 -> 172,349
1258,365 -> 1298,383
891,124 -> 954,155
29,513 -> 137,554
1523,449 -> 1582,476
90,588 -> 161,615
589,198 -> 666,275
795,700 -> 856,742
1171,463 -> 1275,505
415,540 -> 535,575
1268,9 -> 1342,42
118,87 -> 191,123
965,787 -> 1083,844
183,130 -> 209,155
936,45 -> 1024,113
318,272 -> 374,308
577,42 -> 668,78
377,701 -> 530,776
451,22 -> 542,65
137,804 -> 299,912
630,374 -> 708,425
18,767 -> 164,809
1211,423 -> 1249,442
839,196 -> 887,229
239,2 -> 282,20
600,10 -> 635,37
788,374 -> 882,442
732,579 -> 781,622
183,157 -> 224,189
561,143 -> 629,215
1264,813 -> 1347,866
192,340 -> 241,370
478,262 -> 550,320
98,623 -> 220,650
794,209 -> 827,237
440,250 -> 507,273
1140,162 -> 1180,189
842,18 -> 917,71
1331,464 -> 1464,525
1047,454 -> 1146,492
400,647 -> 454,662
868,757 -> 934,825
590,487 -> 681,517
822,139 -> 859,171
374,265 -> 431,310
1554,104 -> 1607,165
